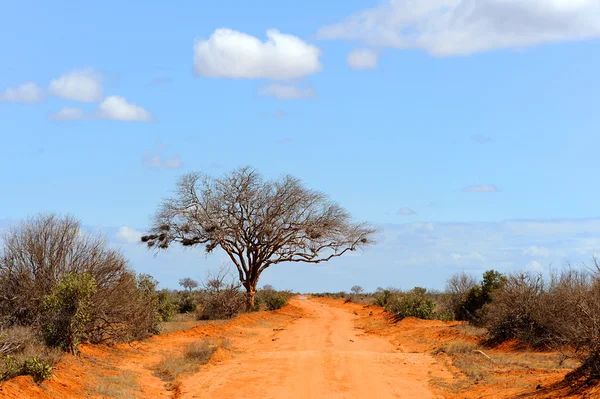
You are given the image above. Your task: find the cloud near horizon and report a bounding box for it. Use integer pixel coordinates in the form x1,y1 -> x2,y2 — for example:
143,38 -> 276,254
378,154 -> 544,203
316,0 -> 600,56
100,217 -> 600,292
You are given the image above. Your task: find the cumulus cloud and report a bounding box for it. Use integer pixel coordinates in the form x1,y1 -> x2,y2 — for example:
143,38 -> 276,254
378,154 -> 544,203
96,96 -> 154,122
47,107 -> 85,121
524,245 -> 551,257
194,29 -> 322,79
259,84 -> 317,99
316,0 -> 600,56
0,82 -> 44,103
49,69 -> 103,102
397,207 -> 416,216
463,185 -> 499,193
116,226 -> 143,244
49,96 -> 154,122
347,48 -> 378,69
142,141 -> 181,169
527,260 -> 544,272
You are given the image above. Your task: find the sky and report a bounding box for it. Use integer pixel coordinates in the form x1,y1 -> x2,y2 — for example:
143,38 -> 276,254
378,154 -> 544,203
2,0 -> 600,292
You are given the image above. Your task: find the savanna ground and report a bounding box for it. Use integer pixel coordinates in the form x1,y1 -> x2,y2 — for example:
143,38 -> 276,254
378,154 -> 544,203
1,297 -> 597,399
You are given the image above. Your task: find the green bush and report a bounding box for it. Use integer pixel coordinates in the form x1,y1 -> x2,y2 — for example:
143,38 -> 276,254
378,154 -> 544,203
156,290 -> 177,322
373,288 -> 398,307
176,290 -> 199,313
452,270 -> 506,322
386,287 -> 436,320
21,357 -> 54,382
41,273 -> 96,354
258,289 -> 291,311
1,355 -> 53,383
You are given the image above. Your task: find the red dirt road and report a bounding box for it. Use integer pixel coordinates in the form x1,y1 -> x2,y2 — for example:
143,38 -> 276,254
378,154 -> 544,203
179,297 -> 451,398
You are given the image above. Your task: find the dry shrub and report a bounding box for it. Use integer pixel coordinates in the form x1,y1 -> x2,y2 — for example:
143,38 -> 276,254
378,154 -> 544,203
0,214 -> 165,347
483,264 -> 600,379
196,268 -> 245,320
184,339 -> 219,362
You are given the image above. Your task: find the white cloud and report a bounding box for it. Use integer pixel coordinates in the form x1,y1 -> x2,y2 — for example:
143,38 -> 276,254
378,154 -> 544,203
316,0 -> 600,56
527,260 -> 544,272
397,207 -> 416,216
96,96 -> 154,122
259,84 -> 317,99
0,82 -> 44,103
116,226 -> 142,244
142,141 -> 182,169
49,69 -> 103,102
142,154 -> 182,169
523,245 -> 551,257
47,107 -> 85,121
347,49 -> 378,69
463,185 -> 499,193
194,29 -> 322,79
450,252 -> 486,264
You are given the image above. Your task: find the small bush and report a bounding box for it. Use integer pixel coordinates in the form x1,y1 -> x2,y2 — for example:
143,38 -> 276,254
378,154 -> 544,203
258,289 -> 291,311
21,357 -> 54,382
2,355 -> 54,383
373,288 -> 398,308
41,273 -> 96,354
184,339 -> 219,363
157,290 -> 178,322
387,287 -> 436,320
443,270 -> 506,322
197,270 -> 245,320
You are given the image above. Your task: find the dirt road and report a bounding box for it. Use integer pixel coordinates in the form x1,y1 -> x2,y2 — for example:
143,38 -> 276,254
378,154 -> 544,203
179,297 -> 450,398
0,297 -> 453,399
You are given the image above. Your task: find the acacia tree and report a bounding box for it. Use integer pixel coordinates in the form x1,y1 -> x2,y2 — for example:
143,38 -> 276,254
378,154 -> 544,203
142,167 -> 376,310
179,277 -> 199,292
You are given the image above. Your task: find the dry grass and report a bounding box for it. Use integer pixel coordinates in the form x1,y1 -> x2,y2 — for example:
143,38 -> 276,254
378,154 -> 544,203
455,323 -> 487,338
153,337 -> 228,392
434,340 -> 479,355
91,370 -> 141,399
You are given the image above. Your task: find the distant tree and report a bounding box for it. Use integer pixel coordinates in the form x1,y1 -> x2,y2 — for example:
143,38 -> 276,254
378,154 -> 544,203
350,285 -> 364,294
142,167 -> 376,310
261,284 -> 274,291
179,277 -> 199,292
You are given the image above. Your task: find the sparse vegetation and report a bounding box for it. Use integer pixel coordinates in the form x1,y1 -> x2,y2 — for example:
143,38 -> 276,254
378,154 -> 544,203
154,337 -> 226,392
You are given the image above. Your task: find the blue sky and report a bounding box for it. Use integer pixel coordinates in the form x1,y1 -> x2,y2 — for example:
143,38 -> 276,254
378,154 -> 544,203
2,0 -> 600,291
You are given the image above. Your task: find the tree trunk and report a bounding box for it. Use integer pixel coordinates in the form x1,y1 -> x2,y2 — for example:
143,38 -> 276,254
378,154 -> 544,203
246,285 -> 257,312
